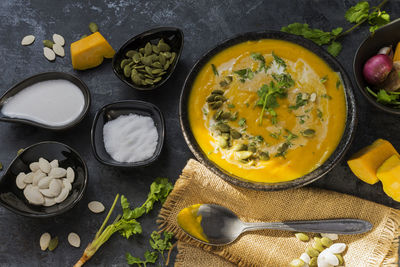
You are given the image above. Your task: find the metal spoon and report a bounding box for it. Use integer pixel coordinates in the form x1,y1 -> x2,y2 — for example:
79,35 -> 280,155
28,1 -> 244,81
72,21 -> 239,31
179,204 -> 373,246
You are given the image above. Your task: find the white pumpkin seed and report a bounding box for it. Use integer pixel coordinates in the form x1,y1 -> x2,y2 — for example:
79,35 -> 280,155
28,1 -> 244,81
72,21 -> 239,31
43,197 -> 56,207
21,35 -> 35,46
52,43 -> 65,57
43,47 -> 56,61
38,176 -> 53,189
24,185 -> 44,205
48,179 -> 62,196
310,92 -> 317,102
52,33 -> 65,46
62,178 -> 72,191
49,167 -> 67,178
318,249 -> 338,266
300,253 -> 310,264
67,232 -> 80,248
54,187 -> 69,203
66,167 -> 75,183
40,232 -> 51,251
327,243 -> 346,254
16,172 -> 27,189
39,157 -> 51,173
29,162 -> 40,172
49,159 -> 59,169
321,233 -> 339,241
88,201 -> 105,213
23,172 -> 35,183
32,171 -> 46,186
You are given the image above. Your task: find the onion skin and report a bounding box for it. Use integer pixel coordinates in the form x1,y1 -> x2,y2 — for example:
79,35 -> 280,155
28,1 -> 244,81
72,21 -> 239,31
363,54 -> 393,85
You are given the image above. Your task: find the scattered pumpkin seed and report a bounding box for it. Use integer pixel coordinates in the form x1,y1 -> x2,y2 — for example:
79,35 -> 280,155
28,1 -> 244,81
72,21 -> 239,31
48,236 -> 59,251
217,136 -> 228,148
68,232 -> 81,248
21,35 -> 35,46
335,254 -> 344,265
52,43 -> 65,57
313,237 -> 325,252
309,257 -> 318,267
289,259 -> 305,267
216,123 -> 230,133
124,65 -> 132,77
43,39 -> 54,48
235,151 -> 253,160
52,34 -> 65,46
212,89 -> 224,95
88,201 -> 105,213
40,232 -> 51,251
259,152 -> 270,161
306,247 -> 319,258
89,22 -> 99,33
230,129 -> 242,139
295,233 -> 310,242
211,101 -> 222,110
321,237 -> 333,247
43,47 -> 56,61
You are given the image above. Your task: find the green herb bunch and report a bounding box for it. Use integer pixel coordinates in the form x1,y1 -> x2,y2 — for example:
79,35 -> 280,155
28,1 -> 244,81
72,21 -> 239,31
281,0 -> 390,56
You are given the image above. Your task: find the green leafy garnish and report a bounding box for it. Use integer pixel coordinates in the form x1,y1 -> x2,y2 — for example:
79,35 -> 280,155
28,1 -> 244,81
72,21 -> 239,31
366,87 -> 400,105
272,51 -> 287,69
270,129 -> 282,139
289,93 -> 308,110
227,103 -> 235,109
345,1 -> 370,23
257,73 -> 294,125
336,79 -> 341,89
281,0 -> 390,56
211,64 -> 219,76
368,10 -> 390,33
275,142 -> 290,158
317,109 -> 324,120
150,231 -> 173,262
251,52 -> 268,72
238,118 -> 246,127
75,178 -> 174,267
234,68 -> 254,82
284,129 -> 298,145
320,75 -> 328,84
126,251 -> 158,266
321,94 -> 332,100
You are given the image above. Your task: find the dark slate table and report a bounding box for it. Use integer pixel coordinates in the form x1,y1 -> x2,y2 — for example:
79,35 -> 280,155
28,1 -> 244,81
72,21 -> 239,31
0,1 -> 399,266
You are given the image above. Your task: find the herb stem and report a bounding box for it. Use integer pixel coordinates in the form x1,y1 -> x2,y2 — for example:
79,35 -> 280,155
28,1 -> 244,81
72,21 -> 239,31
95,194 -> 119,239
334,0 -> 388,40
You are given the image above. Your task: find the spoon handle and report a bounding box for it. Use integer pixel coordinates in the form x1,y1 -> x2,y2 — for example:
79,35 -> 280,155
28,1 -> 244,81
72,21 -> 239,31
242,219 -> 372,235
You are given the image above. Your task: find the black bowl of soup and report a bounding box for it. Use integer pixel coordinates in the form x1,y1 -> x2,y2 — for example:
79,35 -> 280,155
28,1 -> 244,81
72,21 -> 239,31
180,31 -> 357,191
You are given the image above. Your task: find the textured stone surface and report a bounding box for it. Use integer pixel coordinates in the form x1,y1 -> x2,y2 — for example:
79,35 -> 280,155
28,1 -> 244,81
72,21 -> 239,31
0,0 -> 399,266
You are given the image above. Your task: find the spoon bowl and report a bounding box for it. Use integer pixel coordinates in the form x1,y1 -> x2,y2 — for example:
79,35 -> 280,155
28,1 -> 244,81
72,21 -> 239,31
179,204 -> 373,246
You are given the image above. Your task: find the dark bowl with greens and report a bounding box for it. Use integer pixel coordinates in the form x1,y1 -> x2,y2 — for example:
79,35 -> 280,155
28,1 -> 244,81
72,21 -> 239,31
353,18 -> 400,115
112,27 -> 184,91
180,30 -> 357,191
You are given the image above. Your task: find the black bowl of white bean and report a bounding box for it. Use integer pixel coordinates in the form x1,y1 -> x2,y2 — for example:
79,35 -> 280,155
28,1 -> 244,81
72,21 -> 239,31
0,141 -> 88,218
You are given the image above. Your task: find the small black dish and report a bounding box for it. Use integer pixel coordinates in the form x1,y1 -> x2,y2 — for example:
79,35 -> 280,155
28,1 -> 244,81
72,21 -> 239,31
91,100 -> 165,167
0,141 -> 88,218
180,30 -> 357,191
353,18 -> 400,115
0,72 -> 91,130
112,27 -> 184,91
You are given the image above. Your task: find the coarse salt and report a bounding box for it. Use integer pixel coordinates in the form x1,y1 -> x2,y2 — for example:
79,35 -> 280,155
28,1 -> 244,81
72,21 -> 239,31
103,114 -> 158,163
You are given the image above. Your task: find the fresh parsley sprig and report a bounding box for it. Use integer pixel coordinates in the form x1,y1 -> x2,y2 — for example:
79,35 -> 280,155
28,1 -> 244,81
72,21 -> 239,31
281,0 -> 390,57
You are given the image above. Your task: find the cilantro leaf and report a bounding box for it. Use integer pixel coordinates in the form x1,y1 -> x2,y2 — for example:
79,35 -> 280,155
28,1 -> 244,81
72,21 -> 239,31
126,251 -> 158,266
234,68 -> 254,82
345,1 -> 370,23
251,52 -> 268,72
368,10 -> 390,33
327,41 -> 342,57
211,64 -> 219,76
376,89 -> 400,104
281,23 -> 340,46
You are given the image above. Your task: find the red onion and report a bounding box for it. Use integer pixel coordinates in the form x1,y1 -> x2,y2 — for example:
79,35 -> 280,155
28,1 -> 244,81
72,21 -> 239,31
363,54 -> 393,85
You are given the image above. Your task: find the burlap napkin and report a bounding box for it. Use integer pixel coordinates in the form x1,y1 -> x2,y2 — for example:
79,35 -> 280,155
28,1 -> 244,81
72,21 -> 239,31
158,159 -> 400,267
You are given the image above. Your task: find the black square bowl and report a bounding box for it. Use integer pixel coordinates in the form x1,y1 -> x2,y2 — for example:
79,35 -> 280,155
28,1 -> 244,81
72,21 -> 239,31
91,100 -> 165,167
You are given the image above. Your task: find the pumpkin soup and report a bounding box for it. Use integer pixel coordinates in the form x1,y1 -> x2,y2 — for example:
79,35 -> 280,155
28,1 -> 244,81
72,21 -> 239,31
188,39 -> 347,183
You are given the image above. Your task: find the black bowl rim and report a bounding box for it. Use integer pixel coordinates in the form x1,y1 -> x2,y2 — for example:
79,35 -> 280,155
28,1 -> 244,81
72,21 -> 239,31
353,18 -> 400,115
0,72 -> 91,130
179,30 -> 357,191
112,27 -> 184,91
90,100 -> 166,167
0,141 -> 89,218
